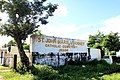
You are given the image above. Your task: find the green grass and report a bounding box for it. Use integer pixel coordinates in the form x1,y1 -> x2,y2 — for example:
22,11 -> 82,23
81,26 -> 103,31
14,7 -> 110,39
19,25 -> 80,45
99,73 -> 120,80
0,71 -> 34,80
0,60 -> 120,80
0,66 -> 35,80
0,66 -> 10,70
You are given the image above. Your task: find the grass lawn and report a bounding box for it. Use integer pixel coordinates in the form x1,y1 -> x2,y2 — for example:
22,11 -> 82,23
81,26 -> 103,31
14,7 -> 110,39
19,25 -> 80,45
100,73 -> 120,80
0,71 -> 34,80
0,60 -> 120,80
0,66 -> 10,70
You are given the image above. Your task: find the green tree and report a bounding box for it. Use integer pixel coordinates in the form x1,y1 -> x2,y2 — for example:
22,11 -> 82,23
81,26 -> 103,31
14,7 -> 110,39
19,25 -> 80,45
87,31 -> 105,57
3,40 -> 29,51
2,39 -> 16,49
102,32 -> 120,55
23,42 -> 30,50
7,39 -> 16,46
87,31 -> 104,48
33,30 -> 42,35
0,0 -> 57,69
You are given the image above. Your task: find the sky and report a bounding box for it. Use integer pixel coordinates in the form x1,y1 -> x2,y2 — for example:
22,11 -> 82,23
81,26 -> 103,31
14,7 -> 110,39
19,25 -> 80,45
1,0 -> 120,47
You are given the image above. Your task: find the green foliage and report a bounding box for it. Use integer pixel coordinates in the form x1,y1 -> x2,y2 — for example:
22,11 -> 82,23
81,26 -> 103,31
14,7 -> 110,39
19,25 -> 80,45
110,51 -> 116,55
3,39 -> 16,48
85,59 -> 109,66
93,43 -> 101,48
0,71 -> 34,80
30,65 -> 71,80
0,0 -> 57,39
87,31 -> 105,57
0,63 -> 120,80
0,66 -> 10,70
88,31 -> 120,56
87,31 -> 104,48
3,39 -> 30,50
33,30 -> 42,35
67,59 -> 83,65
102,32 -> 120,52
7,40 -> 16,46
16,62 -> 28,74
0,0 -> 57,69
99,73 -> 120,80
23,43 -> 30,50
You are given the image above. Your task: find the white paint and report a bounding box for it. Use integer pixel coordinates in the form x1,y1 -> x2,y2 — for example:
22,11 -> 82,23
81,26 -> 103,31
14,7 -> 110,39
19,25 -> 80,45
103,56 -> 113,64
116,51 -> 120,56
90,48 -> 101,60
30,35 -> 87,54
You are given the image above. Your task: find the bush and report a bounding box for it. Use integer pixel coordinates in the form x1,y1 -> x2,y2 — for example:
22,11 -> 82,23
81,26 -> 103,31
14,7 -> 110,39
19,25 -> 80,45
110,51 -> 116,55
67,59 -> 75,65
29,64 -> 71,80
67,59 -> 83,65
1,63 -> 120,80
85,59 -> 109,66
98,59 -> 110,65
85,59 -> 99,65
112,56 -> 120,63
16,62 -> 28,74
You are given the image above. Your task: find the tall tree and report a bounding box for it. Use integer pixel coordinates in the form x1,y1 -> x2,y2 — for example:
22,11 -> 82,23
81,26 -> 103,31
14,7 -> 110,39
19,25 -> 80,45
3,39 -> 29,51
87,31 -> 105,57
23,43 -> 30,51
7,39 -> 16,46
0,0 -> 57,69
87,31 -> 104,48
102,32 -> 120,55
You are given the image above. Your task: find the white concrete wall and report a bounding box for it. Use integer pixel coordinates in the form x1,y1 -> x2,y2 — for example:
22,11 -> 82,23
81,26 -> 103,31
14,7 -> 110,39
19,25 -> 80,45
30,35 -> 88,54
90,48 -> 101,60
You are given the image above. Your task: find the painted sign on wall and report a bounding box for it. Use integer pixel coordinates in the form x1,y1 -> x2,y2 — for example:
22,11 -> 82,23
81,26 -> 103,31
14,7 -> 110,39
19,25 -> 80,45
30,35 -> 88,54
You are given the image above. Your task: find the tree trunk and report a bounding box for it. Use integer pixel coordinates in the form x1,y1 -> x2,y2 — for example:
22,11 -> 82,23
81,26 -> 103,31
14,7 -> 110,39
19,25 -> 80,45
15,37 -> 30,69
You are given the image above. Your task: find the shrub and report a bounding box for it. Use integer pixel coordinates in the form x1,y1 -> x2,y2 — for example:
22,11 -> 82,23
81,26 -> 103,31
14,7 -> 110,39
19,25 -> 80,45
112,56 -> 120,63
67,59 -> 75,65
98,59 -> 110,65
110,51 -> 116,55
16,62 -> 28,74
67,59 -> 83,65
85,59 -> 99,65
85,59 -> 109,66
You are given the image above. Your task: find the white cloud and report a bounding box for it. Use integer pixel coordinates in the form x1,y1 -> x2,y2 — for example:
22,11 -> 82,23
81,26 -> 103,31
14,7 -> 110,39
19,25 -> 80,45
54,4 -> 68,17
40,24 -> 76,37
38,15 -> 120,42
0,13 -> 11,47
0,12 -> 8,24
1,11 -> 120,47
40,23 -> 93,40
99,16 -> 120,34
0,36 -> 12,47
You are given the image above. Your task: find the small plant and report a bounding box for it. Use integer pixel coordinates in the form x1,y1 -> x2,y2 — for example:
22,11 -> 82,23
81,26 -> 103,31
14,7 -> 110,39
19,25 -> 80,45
110,51 -> 116,55
0,63 -> 120,80
16,62 -> 28,74
85,59 -> 99,65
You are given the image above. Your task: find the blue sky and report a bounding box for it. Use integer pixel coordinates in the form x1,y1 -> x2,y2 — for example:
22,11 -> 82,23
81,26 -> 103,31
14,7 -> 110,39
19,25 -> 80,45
1,0 -> 120,46
49,0 -> 120,23
39,0 -> 120,40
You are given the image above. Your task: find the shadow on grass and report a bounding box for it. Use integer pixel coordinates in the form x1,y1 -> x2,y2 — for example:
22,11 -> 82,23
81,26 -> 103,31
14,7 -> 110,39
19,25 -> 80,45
29,62 -> 120,80
30,64 -> 71,80
52,63 -> 120,80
